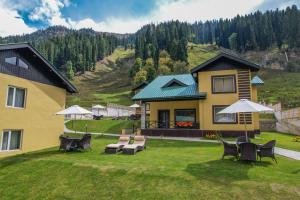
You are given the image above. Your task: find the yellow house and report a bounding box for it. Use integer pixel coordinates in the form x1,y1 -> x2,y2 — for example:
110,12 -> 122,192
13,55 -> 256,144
0,43 -> 77,157
132,52 -> 264,137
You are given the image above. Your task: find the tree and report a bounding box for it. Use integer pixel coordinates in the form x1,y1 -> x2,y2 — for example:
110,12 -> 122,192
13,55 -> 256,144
144,58 -> 156,81
157,65 -> 171,75
129,57 -> 143,78
133,69 -> 148,85
65,60 -> 74,80
228,33 -> 238,50
173,61 -> 189,74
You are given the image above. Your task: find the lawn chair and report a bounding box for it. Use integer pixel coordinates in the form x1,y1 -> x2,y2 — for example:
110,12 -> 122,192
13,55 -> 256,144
239,142 -> 257,161
59,135 -> 74,151
220,139 -> 239,160
77,134 -> 92,150
105,135 -> 130,154
257,140 -> 277,163
122,135 -> 146,155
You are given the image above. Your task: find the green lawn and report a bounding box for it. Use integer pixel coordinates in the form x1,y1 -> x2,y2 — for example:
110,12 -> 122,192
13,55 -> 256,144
66,119 -> 139,134
0,136 -> 299,200
252,132 -> 300,152
66,120 -> 300,152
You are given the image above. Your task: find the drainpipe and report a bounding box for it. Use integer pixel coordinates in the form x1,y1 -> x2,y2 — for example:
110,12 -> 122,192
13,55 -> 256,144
141,103 -> 146,129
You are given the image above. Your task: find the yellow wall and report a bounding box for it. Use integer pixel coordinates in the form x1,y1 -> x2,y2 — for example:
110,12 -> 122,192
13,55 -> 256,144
198,69 -> 256,131
0,73 -> 66,157
149,100 -> 199,128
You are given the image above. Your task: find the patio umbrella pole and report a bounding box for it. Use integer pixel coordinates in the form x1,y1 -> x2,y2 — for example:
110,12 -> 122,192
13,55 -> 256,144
243,112 -> 248,140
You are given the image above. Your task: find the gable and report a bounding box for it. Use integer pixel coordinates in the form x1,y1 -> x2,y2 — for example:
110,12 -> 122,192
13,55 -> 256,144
191,53 -> 260,74
162,78 -> 187,88
0,43 -> 77,93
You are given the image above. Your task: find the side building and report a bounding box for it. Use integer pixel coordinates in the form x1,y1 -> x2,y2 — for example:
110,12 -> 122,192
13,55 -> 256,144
0,43 -> 77,157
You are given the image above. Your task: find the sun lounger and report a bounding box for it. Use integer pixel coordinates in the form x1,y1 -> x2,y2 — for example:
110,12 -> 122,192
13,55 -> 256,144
105,136 -> 130,154
122,135 -> 146,155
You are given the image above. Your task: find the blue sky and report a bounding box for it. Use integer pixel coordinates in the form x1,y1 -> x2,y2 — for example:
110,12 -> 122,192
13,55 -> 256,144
0,0 -> 299,37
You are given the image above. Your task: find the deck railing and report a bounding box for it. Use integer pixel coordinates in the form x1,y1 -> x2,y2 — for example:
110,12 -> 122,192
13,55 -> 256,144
145,121 -> 200,129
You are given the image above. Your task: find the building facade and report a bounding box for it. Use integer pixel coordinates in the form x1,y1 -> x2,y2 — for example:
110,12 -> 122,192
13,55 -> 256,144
0,43 -> 77,157
133,53 -> 264,137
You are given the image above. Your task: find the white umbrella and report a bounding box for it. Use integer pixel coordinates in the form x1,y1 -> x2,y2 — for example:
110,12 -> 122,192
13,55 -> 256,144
218,99 -> 273,139
130,103 -> 140,115
92,104 -> 105,109
130,103 -> 140,108
56,105 -> 92,133
92,104 -> 105,116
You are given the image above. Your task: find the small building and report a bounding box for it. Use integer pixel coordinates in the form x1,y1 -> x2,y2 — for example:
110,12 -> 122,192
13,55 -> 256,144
133,52 -> 263,137
0,43 -> 77,157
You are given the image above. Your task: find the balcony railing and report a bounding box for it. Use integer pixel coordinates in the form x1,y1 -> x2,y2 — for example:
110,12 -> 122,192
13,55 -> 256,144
145,121 -> 200,129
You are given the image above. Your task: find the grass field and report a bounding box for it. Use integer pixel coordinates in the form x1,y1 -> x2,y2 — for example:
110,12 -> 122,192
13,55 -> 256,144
257,69 -> 300,107
187,43 -> 219,68
67,47 -> 134,107
66,119 -> 139,134
66,120 -> 300,151
0,136 -> 299,200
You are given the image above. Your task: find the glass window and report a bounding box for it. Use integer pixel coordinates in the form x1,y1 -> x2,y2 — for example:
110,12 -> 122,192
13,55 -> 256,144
213,106 -> 236,123
6,86 -> 26,108
212,76 -> 235,93
6,87 -> 14,107
5,57 -> 17,65
1,130 -> 22,151
18,59 -> 28,69
175,110 -> 196,122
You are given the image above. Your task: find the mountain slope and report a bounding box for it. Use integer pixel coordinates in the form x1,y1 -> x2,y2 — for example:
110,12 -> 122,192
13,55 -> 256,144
67,48 -> 134,107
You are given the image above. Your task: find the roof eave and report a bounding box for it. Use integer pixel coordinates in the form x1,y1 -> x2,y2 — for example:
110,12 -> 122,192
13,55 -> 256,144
0,43 -> 78,93
191,53 -> 260,73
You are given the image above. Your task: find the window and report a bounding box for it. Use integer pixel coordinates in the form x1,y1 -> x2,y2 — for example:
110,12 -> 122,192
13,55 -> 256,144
1,130 -> 22,151
5,57 -> 17,65
212,75 -> 236,93
4,57 -> 28,69
18,59 -> 29,69
6,86 -> 26,108
175,109 -> 196,128
213,106 -> 237,124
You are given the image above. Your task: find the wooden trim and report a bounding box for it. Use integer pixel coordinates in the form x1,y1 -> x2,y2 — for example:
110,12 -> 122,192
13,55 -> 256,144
212,105 -> 238,124
211,74 -> 237,94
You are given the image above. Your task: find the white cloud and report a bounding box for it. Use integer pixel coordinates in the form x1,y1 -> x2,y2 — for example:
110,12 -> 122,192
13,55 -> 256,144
69,0 -> 265,33
29,0 -> 70,26
0,0 -> 295,36
0,1 -> 36,37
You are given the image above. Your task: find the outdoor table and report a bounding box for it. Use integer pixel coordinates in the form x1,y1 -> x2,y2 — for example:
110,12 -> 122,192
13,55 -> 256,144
238,142 -> 257,161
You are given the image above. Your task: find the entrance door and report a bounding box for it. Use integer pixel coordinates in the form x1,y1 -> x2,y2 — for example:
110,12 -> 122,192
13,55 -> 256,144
158,110 -> 170,128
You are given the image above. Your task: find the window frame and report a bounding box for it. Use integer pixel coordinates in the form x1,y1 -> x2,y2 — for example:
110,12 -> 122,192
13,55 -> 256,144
174,109 -> 197,123
6,86 -> 27,109
212,105 -> 238,124
211,75 -> 236,94
0,130 -> 23,152
4,56 -> 29,69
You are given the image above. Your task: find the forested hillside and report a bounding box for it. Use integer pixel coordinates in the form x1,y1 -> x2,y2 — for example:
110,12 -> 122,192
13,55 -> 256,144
130,5 -> 300,86
0,26 -> 134,79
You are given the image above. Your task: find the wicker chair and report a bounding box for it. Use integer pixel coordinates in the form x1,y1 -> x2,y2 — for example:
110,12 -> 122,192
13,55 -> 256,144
77,134 -> 92,150
59,136 -> 73,151
257,140 -> 277,163
220,139 -> 239,160
239,142 -> 257,161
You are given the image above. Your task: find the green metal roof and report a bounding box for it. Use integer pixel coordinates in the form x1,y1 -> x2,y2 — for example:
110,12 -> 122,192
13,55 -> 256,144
132,74 -> 206,101
251,75 -> 264,85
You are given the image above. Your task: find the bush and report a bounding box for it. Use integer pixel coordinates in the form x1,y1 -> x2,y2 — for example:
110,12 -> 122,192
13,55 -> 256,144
204,132 -> 219,140
293,136 -> 300,142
